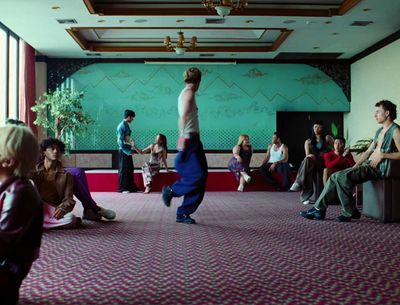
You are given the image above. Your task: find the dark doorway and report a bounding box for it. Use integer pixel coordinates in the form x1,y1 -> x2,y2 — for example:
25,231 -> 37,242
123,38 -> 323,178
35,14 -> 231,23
277,112 -> 344,169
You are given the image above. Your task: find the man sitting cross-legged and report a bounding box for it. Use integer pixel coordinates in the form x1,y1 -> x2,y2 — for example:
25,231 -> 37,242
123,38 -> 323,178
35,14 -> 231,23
31,138 -> 115,229
5,119 -> 115,221
300,100 -> 400,222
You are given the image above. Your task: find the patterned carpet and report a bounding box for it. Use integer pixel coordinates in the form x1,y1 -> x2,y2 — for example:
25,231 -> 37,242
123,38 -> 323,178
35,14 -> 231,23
20,192 -> 400,305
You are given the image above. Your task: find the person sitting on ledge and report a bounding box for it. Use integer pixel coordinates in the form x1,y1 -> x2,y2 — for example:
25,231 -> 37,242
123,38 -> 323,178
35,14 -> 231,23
141,134 -> 169,194
289,120 -> 334,204
259,132 -> 291,191
323,136 -> 355,185
300,100 -> 400,222
228,134 -> 253,192
32,138 -> 115,229
6,118 -> 115,222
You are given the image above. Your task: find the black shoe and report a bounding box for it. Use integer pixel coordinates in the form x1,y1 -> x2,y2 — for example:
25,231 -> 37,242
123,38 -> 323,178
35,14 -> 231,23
83,209 -> 102,221
162,186 -> 174,207
300,207 -> 326,220
336,215 -> 352,222
176,214 -> 196,224
352,209 -> 362,219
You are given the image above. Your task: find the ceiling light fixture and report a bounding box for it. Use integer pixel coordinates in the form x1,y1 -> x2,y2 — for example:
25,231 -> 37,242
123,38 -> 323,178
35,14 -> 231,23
164,31 -> 197,55
202,0 -> 248,18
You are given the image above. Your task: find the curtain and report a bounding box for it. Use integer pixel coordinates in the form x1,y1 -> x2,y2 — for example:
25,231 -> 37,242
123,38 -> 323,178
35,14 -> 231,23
18,41 -> 37,134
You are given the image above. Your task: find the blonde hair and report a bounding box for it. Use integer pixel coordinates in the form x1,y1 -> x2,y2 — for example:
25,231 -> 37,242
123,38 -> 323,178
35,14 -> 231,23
237,134 -> 249,146
0,125 -> 39,177
183,67 -> 202,84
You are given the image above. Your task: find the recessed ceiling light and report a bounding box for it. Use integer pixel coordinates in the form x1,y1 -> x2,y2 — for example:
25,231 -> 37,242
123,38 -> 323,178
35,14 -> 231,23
118,20 -> 126,23
245,20 -> 254,24
283,20 -> 296,24
363,8 -> 371,12
324,21 -> 332,24
313,47 -> 320,49
332,32 -> 340,35
134,19 -> 148,23
306,21 -> 316,25
56,19 -> 77,24
51,6 -> 61,10
97,20 -> 106,23
176,19 -> 185,23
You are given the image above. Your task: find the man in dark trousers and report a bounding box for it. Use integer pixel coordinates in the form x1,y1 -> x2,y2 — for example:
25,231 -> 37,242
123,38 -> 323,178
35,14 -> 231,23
116,109 -> 141,193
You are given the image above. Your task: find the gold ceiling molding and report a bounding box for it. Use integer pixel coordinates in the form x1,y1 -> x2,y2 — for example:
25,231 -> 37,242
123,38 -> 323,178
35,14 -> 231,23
67,27 -> 293,53
83,0 -> 362,17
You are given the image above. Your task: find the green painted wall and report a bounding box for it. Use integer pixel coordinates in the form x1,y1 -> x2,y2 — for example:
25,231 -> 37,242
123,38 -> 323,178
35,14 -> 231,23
64,63 -> 349,150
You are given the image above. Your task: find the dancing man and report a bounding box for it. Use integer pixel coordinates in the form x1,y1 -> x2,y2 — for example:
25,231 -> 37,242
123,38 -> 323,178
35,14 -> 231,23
161,67 -> 208,224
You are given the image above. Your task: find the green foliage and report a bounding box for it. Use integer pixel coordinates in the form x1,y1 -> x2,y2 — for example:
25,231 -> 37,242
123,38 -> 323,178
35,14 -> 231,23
31,89 -> 94,150
350,138 -> 373,155
331,122 -> 338,138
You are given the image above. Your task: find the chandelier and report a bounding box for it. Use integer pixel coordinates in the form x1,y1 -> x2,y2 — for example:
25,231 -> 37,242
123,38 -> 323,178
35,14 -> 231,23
202,0 -> 248,18
164,31 -> 198,55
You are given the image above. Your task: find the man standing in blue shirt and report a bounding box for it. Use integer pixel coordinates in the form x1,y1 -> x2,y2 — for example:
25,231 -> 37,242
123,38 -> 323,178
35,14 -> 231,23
116,109 -> 141,193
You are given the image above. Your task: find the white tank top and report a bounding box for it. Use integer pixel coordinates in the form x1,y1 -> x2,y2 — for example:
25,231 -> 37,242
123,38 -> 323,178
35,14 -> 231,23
268,144 -> 284,163
178,88 -> 199,137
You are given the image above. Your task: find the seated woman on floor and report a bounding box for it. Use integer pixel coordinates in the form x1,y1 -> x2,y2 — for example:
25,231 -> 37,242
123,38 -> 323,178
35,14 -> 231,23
323,136 -> 355,185
141,134 -> 169,194
290,120 -> 333,204
0,125 -> 43,304
228,134 -> 253,192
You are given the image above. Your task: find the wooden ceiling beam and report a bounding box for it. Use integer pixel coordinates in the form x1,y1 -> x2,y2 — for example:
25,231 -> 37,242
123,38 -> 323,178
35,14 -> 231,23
86,7 -> 341,17
89,46 -> 276,53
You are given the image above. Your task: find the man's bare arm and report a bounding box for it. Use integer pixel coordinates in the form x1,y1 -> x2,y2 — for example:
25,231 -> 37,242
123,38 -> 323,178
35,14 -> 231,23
262,144 -> 272,165
354,140 -> 375,167
281,144 -> 289,163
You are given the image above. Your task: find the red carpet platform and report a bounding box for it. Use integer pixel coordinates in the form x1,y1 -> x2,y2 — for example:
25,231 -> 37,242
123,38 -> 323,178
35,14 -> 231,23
86,169 -> 294,192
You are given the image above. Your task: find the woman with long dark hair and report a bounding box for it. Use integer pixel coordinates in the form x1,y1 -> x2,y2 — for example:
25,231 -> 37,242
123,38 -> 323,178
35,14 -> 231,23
290,120 -> 333,204
141,134 -> 169,194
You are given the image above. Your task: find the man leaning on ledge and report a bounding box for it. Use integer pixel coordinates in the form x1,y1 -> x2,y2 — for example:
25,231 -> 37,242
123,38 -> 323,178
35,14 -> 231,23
301,100 -> 400,222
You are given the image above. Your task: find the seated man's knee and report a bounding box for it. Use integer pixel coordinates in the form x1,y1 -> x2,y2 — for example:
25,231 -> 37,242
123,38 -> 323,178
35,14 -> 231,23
323,168 -> 332,183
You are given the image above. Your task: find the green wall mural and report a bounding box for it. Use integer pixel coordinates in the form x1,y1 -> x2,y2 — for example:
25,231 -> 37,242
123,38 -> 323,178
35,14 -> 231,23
63,63 -> 349,150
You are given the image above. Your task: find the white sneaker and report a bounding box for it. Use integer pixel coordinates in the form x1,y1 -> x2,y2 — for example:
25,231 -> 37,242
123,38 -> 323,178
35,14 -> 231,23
290,182 -> 301,192
237,184 -> 244,192
242,173 -> 251,183
98,207 -> 116,220
302,200 -> 310,205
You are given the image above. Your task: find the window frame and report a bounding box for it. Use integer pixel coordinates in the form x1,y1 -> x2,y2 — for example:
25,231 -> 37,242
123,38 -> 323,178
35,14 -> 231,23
0,22 -> 22,124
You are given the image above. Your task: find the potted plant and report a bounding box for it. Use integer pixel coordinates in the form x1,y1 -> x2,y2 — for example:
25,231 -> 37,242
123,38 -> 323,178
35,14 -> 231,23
31,88 -> 94,150
350,138 -> 373,155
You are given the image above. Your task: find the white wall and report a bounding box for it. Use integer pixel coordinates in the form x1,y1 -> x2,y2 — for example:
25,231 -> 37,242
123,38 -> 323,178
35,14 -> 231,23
345,39 -> 400,146
35,61 -> 46,99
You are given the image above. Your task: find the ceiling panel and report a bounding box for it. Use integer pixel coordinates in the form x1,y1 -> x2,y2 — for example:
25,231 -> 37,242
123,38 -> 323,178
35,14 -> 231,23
0,0 -> 399,59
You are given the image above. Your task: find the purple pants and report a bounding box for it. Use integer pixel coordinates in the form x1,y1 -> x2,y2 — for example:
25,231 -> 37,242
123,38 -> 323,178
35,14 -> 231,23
65,168 -> 99,211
